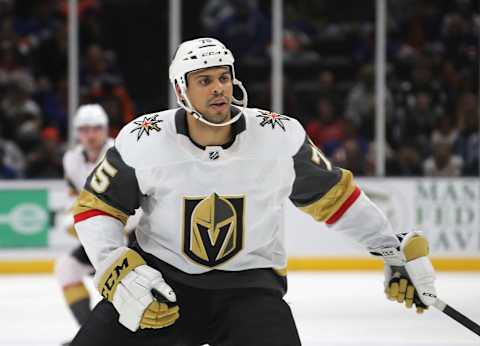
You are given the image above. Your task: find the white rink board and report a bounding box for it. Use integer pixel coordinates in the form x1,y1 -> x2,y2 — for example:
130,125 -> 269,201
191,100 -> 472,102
285,178 -> 480,258
0,178 -> 479,259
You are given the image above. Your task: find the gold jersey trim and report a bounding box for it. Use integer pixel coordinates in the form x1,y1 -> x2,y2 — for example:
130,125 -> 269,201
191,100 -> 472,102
73,190 -> 129,225
274,267 -> 287,277
299,169 -> 356,222
63,282 -> 89,305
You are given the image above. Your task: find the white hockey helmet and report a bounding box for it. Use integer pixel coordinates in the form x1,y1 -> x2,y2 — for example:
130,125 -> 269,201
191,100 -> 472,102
74,104 -> 109,129
169,37 -> 248,127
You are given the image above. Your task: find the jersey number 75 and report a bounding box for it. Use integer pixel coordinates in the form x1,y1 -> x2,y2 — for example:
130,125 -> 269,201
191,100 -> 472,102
90,159 -> 118,193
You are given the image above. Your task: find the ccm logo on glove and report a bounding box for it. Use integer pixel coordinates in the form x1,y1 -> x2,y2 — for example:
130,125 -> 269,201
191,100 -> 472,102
94,247 -> 179,331
98,250 -> 145,301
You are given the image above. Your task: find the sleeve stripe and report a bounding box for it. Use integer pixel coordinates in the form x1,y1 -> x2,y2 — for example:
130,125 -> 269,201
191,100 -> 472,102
62,282 -> 90,305
298,168 -> 356,222
74,209 -> 111,223
72,190 -> 129,224
325,186 -> 361,224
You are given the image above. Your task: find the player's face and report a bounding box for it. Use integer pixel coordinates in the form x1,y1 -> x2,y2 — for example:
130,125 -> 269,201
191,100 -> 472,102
186,66 -> 233,124
77,126 -> 107,152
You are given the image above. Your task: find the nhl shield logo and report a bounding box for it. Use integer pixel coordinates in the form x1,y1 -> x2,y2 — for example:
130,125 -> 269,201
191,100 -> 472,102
183,193 -> 244,267
208,151 -> 220,160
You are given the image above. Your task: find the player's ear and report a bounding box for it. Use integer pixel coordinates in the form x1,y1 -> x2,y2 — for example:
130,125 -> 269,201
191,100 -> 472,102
175,82 -> 183,99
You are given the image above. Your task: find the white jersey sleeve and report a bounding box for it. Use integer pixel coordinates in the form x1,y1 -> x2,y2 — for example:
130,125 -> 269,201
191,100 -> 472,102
73,139 -> 143,268
62,148 -> 81,196
63,139 -> 115,195
288,128 -> 400,251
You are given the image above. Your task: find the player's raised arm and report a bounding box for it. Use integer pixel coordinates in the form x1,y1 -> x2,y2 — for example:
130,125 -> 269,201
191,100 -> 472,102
73,145 -> 178,332
289,133 -> 437,313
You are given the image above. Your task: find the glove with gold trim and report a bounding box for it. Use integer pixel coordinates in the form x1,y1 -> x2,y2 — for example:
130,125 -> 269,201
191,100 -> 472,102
372,231 -> 437,314
94,247 -> 179,331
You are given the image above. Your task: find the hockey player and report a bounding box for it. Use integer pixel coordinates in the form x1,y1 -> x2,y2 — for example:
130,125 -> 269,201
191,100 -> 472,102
71,38 -> 437,345
54,104 -> 113,334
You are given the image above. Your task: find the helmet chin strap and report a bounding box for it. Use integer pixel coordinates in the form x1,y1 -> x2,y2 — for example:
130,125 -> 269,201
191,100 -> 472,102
177,79 -> 248,127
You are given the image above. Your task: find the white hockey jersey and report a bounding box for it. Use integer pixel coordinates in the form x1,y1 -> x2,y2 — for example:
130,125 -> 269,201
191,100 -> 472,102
63,139 -> 114,194
61,139 -> 114,237
74,107 -> 399,292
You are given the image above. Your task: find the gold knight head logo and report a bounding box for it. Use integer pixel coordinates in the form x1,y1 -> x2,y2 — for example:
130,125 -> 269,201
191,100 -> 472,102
183,193 -> 244,267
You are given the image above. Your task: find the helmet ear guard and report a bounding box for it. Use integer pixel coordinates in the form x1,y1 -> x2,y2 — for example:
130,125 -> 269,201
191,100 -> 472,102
169,38 -> 248,127
232,79 -> 248,107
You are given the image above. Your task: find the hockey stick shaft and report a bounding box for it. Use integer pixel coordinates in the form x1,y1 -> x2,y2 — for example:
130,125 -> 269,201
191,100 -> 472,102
433,299 -> 480,336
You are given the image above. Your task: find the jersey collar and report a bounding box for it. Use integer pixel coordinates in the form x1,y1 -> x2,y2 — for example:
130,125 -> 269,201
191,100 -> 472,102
174,107 -> 246,150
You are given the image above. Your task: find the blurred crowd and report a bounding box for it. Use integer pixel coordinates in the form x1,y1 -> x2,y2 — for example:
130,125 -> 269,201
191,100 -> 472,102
0,0 -> 478,178
200,0 -> 479,177
0,0 -> 133,178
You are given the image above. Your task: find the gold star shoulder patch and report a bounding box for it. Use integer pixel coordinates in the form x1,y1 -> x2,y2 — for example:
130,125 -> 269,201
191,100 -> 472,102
130,114 -> 163,141
256,110 -> 290,131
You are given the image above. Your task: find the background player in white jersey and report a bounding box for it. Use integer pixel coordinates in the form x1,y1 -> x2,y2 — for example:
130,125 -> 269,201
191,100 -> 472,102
71,38 -> 437,345
54,104 -> 113,339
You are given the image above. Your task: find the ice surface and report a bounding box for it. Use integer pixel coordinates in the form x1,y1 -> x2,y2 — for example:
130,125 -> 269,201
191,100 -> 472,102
0,272 -> 478,345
